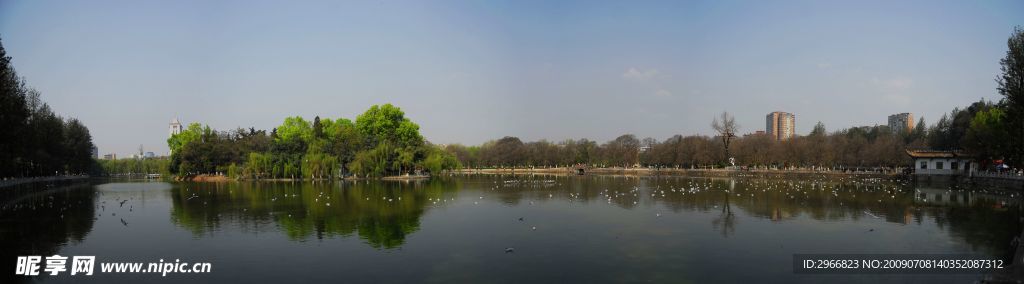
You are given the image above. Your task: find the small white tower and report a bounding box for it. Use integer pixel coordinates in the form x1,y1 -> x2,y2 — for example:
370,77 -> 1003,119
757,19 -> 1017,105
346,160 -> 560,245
170,118 -> 183,138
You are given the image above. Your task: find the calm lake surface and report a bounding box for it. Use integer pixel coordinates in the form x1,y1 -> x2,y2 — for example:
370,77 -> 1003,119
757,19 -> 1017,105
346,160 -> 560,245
2,175 -> 1021,283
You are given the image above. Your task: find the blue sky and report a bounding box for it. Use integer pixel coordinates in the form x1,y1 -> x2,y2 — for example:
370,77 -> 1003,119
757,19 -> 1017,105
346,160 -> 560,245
1,0 -> 1022,156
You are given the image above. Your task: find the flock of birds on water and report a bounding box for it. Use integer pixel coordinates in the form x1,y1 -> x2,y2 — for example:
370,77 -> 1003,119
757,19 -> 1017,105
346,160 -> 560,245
1,176 -> 1020,254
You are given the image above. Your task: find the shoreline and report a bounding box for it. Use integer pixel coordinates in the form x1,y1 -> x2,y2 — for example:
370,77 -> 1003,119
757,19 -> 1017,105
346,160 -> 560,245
0,175 -> 90,189
170,174 -> 433,182
451,167 -> 902,178
153,168 -> 905,183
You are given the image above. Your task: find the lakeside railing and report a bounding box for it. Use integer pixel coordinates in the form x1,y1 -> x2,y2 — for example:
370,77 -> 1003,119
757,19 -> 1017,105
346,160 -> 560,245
974,171 -> 1024,181
454,166 -> 906,175
0,175 -> 89,189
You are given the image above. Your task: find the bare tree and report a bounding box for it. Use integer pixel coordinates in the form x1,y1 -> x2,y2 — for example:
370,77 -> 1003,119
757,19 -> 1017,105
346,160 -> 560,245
711,111 -> 739,164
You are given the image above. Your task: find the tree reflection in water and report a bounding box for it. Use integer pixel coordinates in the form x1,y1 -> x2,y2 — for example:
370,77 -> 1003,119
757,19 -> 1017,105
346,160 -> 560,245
0,182 -> 96,284
166,175 -> 1020,257
170,179 -> 458,249
711,179 -> 736,237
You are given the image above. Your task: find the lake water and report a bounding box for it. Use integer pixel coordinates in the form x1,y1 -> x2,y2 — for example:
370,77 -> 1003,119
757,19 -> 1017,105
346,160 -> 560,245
2,175 -> 1020,283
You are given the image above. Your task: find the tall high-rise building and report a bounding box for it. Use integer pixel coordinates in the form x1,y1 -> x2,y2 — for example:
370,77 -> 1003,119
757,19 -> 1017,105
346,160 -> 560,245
169,118 -> 183,138
765,111 -> 796,141
887,113 -> 914,134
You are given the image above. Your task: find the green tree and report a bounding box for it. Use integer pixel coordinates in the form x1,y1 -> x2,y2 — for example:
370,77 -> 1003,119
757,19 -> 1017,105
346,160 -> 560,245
302,151 -> 339,179
312,116 -> 324,140
997,26 -> 1024,165
63,118 -> 95,173
244,152 -> 272,179
356,104 -> 424,148
0,37 -> 30,177
326,118 -> 362,169
349,143 -> 395,177
167,123 -> 204,155
422,145 -> 460,174
0,37 -> 95,177
276,116 -> 313,143
908,117 -> 928,147
966,107 -> 1011,162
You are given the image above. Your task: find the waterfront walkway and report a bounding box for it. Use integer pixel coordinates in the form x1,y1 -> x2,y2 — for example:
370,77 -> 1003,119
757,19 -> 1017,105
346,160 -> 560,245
453,167 -> 901,177
0,175 -> 89,189
971,171 -> 1024,190
975,171 -> 1024,180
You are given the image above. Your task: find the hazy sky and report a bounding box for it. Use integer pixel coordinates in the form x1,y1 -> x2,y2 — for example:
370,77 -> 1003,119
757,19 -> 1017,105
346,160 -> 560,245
1,0 -> 1022,156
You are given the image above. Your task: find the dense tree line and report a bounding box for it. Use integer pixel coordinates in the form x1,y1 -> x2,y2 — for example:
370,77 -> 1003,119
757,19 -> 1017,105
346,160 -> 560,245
446,28 -> 1024,171
97,158 -> 171,176
445,95 -> 1017,171
167,104 -> 459,179
0,38 -> 95,178
444,126 -> 913,170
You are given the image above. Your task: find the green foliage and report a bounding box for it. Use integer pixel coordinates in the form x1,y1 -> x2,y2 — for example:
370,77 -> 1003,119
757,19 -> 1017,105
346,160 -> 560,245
356,104 -> 424,148
0,37 -> 96,177
997,26 -> 1024,165
97,158 -> 170,176
169,181 -> 452,248
275,116 -> 313,143
928,100 -> 998,151
301,151 -> 340,179
421,145 -> 460,174
349,143 -> 394,177
167,123 -> 204,155
269,137 -> 305,179
166,104 -> 437,179
326,118 -> 362,166
244,152 -> 272,179
908,117 -> 927,145
227,163 -> 240,179
966,107 -> 1011,160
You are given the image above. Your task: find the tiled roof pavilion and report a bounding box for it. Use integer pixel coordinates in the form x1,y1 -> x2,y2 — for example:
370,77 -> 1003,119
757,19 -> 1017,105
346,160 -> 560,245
905,149 -> 974,159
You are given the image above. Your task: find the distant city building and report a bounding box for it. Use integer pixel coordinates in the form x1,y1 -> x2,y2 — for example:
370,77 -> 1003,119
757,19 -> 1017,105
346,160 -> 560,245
144,152 -> 155,158
103,153 -> 116,160
170,118 -> 183,155
91,146 -> 98,159
765,111 -> 795,141
888,113 -> 914,134
170,118 -> 183,138
743,130 -> 766,138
